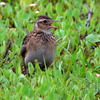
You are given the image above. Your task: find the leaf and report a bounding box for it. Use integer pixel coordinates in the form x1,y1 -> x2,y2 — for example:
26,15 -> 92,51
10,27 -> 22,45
95,48 -> 100,58
9,52 -> 14,60
58,41 -> 68,53
16,65 -> 21,75
16,10 -> 24,22
0,35 -> 4,42
39,83 -> 51,96
67,10 -> 73,20
73,8 -> 80,20
13,19 -> 21,29
76,23 -> 81,29
80,56 -> 86,78
65,1 -> 73,9
10,72 -> 18,86
56,3 -> 62,15
22,85 -> 30,96
20,0 -> 33,7
0,20 -> 4,29
23,13 -> 30,21
41,75 -> 47,84
90,1 -> 94,9
27,23 -> 33,32
22,96 -> 27,100
63,10 -> 68,19
80,24 -> 87,34
16,85 -> 22,94
2,3 -> 12,18
55,70 -> 61,78
5,18 -> 9,27
28,62 -> 34,75
58,61 -> 63,71
86,34 -> 100,42
3,70 -> 9,79
49,91 -> 55,100
83,5 -> 88,15
0,28 -> 7,35
46,3 -> 52,13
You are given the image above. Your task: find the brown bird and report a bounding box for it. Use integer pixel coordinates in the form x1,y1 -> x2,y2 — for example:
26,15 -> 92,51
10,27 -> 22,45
20,15 -> 58,70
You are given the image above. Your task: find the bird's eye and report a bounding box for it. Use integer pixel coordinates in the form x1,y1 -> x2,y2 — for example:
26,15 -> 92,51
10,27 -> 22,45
43,20 -> 47,23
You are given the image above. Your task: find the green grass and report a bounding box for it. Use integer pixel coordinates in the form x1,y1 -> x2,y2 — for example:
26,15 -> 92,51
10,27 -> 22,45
0,0 -> 100,100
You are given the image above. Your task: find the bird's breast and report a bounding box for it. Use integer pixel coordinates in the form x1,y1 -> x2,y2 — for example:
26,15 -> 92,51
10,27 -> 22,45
24,41 -> 56,67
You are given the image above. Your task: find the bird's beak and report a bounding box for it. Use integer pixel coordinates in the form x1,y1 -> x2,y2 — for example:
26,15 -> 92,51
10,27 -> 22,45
49,20 -> 59,29
49,25 -> 57,29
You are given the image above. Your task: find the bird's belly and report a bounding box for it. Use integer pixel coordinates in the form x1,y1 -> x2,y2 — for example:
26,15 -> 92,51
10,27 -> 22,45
25,48 -> 45,67
24,45 -> 56,68
44,49 -> 55,67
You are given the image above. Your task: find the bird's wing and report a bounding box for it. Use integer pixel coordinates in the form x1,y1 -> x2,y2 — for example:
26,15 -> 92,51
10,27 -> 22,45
20,32 -> 37,58
22,32 -> 37,45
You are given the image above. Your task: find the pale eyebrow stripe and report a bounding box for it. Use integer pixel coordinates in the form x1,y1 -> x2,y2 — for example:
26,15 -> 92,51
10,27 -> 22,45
38,19 -> 47,22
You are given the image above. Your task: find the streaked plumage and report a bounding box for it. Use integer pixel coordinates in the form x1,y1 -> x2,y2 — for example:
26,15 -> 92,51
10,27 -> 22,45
20,15 -> 58,70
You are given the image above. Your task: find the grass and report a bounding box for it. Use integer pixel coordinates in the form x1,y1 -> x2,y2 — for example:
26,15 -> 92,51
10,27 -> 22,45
0,0 -> 100,100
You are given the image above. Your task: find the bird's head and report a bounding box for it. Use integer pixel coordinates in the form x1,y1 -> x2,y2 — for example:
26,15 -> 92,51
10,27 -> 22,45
33,15 -> 58,33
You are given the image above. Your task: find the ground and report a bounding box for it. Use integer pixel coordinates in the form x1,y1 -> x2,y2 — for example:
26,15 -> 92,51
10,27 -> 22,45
0,0 -> 100,99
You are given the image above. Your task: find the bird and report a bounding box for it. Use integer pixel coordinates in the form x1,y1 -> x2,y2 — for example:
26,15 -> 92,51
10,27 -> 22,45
20,15 -> 58,70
